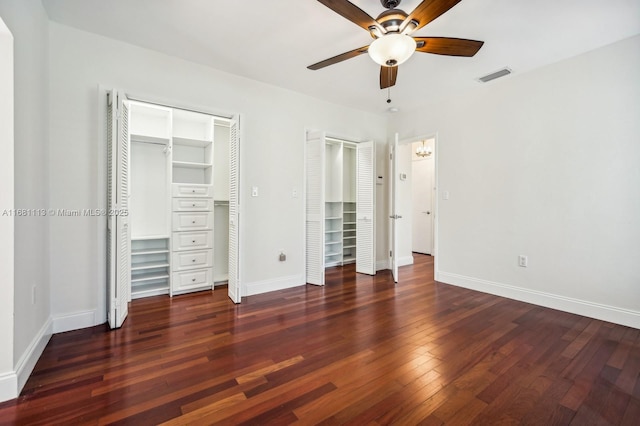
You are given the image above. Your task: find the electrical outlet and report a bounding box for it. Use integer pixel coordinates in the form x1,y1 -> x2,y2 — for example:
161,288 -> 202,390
251,186 -> 259,197
518,255 -> 528,267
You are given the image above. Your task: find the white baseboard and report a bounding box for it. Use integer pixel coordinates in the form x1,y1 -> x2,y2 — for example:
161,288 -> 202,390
0,317 -> 53,403
438,271 -> 640,329
243,274 -> 304,297
52,310 -> 97,334
376,259 -> 389,271
15,317 -> 52,391
0,371 -> 18,403
397,256 -> 414,267
214,274 -> 229,286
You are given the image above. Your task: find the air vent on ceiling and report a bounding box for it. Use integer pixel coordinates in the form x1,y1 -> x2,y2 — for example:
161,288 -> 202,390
478,67 -> 512,83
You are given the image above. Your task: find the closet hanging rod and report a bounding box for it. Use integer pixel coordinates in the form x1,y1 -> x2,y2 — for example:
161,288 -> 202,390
130,134 -> 170,146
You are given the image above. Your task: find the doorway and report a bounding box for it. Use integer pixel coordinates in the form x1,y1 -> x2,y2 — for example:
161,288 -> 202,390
389,134 -> 437,283
411,138 -> 435,255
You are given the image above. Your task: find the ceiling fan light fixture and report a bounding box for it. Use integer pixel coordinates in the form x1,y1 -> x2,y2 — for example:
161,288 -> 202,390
368,33 -> 416,67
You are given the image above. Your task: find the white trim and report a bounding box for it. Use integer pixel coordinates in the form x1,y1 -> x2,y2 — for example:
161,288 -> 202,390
0,371 -> 18,403
242,274 -> 304,297
397,255 -> 414,267
376,259 -> 390,271
438,271 -> 640,329
214,274 -> 229,286
15,317 -> 52,391
52,310 -> 97,334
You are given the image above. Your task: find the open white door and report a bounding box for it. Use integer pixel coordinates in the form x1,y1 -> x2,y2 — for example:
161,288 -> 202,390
305,130 -> 326,285
107,90 -> 130,328
390,134 -> 400,283
356,140 -> 375,275
228,117 -> 241,303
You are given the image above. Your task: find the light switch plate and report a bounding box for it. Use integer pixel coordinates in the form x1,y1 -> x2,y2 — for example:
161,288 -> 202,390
251,186 -> 258,197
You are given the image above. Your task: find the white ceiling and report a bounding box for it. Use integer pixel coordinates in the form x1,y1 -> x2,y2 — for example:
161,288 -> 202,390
41,0 -> 640,114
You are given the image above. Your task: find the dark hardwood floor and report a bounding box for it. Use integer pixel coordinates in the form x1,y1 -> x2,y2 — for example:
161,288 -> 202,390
1,254 -> 639,425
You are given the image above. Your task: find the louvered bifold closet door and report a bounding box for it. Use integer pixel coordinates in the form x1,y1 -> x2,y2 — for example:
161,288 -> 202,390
356,141 -> 375,275
115,95 -> 131,327
227,117 -> 241,303
106,91 -> 118,329
305,131 -> 325,285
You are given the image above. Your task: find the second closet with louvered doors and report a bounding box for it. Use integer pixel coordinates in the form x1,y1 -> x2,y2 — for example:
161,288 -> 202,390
305,132 -> 376,286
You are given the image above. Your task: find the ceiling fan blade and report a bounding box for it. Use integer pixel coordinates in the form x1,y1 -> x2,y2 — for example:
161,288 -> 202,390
414,37 -> 484,56
308,46 -> 369,70
380,66 -> 398,89
402,0 -> 462,33
317,0 -> 380,32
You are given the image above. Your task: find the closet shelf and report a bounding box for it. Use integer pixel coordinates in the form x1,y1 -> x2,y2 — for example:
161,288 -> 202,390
132,248 -> 169,256
343,222 -> 356,225
130,134 -> 170,145
172,161 -> 213,169
325,217 -> 341,220
132,235 -> 170,241
131,272 -> 170,283
325,241 -> 341,246
343,245 -> 356,249
173,136 -> 213,147
131,261 -> 170,271
325,251 -> 342,257
325,230 -> 342,234
132,282 -> 170,299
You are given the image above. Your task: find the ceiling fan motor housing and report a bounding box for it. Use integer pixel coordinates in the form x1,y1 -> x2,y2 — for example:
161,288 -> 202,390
381,0 -> 401,9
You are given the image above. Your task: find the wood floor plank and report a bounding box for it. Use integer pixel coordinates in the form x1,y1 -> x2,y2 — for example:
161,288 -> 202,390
2,254 -> 638,425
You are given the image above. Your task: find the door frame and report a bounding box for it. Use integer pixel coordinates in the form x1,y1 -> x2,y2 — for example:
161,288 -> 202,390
97,86 -> 244,322
389,132 -> 439,281
410,137 -> 436,256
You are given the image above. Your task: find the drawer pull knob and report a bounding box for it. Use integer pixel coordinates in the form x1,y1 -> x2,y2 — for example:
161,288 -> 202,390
192,190 -> 195,193
192,220 -> 196,224
192,259 -> 196,262
192,240 -> 196,243
192,204 -> 196,207
192,278 -> 196,282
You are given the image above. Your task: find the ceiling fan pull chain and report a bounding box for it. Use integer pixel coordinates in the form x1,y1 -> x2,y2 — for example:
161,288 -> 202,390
387,86 -> 391,104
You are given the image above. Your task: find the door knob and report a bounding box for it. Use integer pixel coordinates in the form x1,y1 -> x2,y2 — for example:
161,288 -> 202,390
422,211 -> 431,215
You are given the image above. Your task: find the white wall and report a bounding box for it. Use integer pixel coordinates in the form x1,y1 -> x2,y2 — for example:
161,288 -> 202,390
0,14 -> 15,401
47,22 -> 389,326
391,35 -> 640,328
0,0 -> 52,402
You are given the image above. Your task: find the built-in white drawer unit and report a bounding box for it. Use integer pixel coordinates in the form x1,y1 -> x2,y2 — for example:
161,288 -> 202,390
172,230 -> 213,251
172,211 -> 213,232
173,267 -> 213,292
172,249 -> 213,271
172,183 -> 212,198
172,198 -> 214,212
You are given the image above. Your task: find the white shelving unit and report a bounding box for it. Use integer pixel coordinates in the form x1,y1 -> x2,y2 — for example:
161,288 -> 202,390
324,139 -> 357,268
128,102 -> 172,299
131,237 -> 170,299
171,109 -> 215,294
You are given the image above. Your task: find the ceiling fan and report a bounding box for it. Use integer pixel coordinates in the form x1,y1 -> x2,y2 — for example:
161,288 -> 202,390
308,0 -> 484,90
